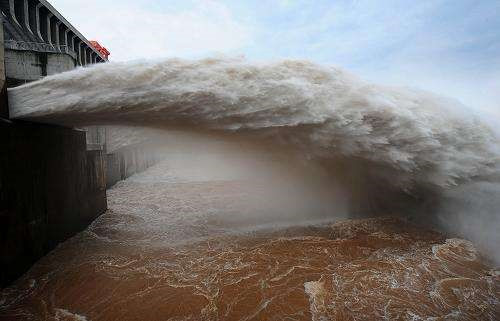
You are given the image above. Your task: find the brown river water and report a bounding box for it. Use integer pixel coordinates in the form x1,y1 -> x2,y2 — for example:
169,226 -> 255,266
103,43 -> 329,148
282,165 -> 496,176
0,144 -> 499,321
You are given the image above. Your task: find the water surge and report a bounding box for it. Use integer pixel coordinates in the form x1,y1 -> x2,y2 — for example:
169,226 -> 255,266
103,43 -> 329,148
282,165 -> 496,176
7,57 -> 500,260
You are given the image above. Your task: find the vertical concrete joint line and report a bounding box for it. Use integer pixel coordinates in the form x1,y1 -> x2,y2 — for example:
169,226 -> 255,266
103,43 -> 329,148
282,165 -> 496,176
0,14 -> 8,118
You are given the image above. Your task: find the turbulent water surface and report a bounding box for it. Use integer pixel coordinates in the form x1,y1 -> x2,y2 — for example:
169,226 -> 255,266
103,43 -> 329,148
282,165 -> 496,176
2,58 -> 500,319
1,153 -> 499,321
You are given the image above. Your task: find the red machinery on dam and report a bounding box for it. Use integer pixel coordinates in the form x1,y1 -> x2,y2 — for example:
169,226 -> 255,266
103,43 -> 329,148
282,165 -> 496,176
90,40 -> 110,60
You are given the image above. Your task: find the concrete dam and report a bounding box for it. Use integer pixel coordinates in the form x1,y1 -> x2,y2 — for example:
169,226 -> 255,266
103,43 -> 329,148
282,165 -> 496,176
1,1 -> 499,320
0,0 -> 161,289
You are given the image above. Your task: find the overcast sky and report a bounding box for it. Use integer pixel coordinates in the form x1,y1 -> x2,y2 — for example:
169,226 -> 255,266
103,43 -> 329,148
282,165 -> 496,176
50,0 -> 499,118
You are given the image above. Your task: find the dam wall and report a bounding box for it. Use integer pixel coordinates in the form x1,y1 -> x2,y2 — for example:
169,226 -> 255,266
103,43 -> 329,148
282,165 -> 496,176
0,11 -> 109,287
3,49 -> 75,87
0,119 -> 163,287
106,142 -> 164,188
0,120 -> 107,287
0,1 -> 159,288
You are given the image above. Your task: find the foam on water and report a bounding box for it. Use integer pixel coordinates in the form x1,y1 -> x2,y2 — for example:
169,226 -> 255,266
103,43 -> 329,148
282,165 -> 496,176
54,309 -> 88,321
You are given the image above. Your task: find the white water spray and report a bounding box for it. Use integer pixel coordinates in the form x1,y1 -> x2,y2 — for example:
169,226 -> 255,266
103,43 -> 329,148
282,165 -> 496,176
7,57 -> 500,260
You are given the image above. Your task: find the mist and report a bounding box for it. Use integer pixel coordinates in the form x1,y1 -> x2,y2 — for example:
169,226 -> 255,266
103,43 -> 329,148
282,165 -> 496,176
118,130 -> 350,231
